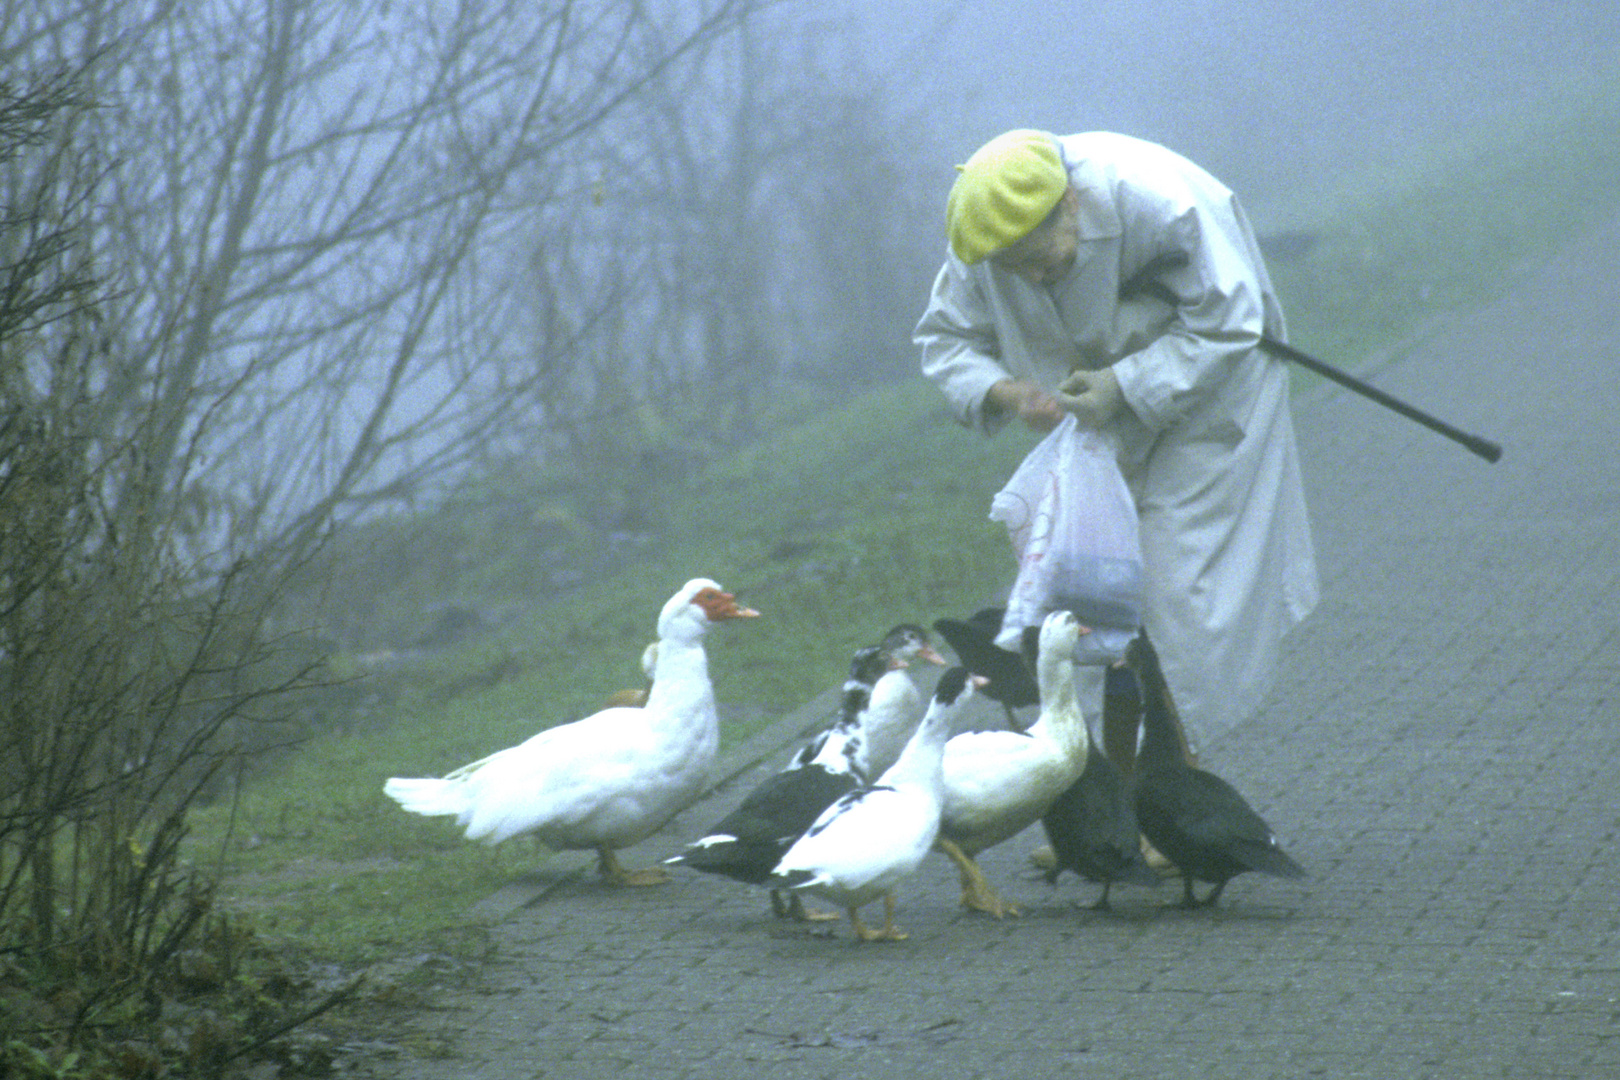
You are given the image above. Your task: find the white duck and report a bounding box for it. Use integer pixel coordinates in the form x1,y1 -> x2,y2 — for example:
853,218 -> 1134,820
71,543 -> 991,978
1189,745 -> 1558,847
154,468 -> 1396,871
935,610 -> 1092,918
769,667 -> 979,942
383,578 -> 758,886
858,623 -> 949,778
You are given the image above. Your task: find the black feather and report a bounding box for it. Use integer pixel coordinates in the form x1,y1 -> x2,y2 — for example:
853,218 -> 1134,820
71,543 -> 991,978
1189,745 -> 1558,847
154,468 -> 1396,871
670,765 -> 858,885
1041,741 -> 1160,910
1127,635 -> 1307,908
933,608 -> 1041,728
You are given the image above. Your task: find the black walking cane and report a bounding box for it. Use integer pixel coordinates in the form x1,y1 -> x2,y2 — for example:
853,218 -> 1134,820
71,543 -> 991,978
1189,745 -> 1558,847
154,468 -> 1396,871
1119,254 -> 1503,464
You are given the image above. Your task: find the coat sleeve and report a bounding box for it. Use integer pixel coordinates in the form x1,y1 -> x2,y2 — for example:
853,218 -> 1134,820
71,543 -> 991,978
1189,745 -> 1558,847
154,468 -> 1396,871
1107,182 -> 1272,434
914,257 -> 1014,435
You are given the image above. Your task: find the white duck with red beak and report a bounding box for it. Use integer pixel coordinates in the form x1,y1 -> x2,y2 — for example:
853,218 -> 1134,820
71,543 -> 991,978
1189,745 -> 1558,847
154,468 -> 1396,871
384,578 -> 758,885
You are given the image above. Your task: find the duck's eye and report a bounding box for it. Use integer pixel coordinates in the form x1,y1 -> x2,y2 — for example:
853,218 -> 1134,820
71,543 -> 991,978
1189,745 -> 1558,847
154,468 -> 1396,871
693,588 -> 733,616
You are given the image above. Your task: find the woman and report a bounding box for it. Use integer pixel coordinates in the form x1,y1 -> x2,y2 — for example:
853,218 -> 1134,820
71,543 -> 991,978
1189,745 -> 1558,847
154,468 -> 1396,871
915,128 -> 1318,760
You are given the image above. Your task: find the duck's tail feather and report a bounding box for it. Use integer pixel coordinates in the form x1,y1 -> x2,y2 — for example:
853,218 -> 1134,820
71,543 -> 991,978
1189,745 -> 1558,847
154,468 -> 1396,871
383,776 -> 469,817
1238,839 -> 1308,880
768,867 -> 825,891
667,834 -> 792,887
663,832 -> 741,866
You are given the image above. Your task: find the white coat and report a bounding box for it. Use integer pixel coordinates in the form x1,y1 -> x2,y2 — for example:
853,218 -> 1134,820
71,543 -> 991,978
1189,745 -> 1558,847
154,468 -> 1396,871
915,132 -> 1319,747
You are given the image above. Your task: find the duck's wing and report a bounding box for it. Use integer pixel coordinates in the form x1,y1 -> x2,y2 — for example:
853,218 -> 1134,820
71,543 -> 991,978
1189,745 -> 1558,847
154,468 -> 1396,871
933,615 -> 1039,708
1138,763 -> 1305,881
773,785 -> 935,892
678,766 -> 859,861
1043,745 -> 1159,887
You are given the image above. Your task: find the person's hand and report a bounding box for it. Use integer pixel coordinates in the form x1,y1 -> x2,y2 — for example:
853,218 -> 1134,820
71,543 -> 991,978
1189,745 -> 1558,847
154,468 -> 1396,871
986,379 -> 1065,432
1056,367 -> 1122,428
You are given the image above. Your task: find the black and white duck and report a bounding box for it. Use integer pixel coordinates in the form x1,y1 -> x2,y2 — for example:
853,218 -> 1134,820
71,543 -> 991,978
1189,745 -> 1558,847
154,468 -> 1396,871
666,644 -> 892,918
769,667 -> 979,942
859,623 -> 948,776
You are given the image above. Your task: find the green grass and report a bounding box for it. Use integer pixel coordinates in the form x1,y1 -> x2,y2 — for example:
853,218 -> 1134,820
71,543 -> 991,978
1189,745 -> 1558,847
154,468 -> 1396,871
186,69 -> 1620,963
1265,71 -> 1620,367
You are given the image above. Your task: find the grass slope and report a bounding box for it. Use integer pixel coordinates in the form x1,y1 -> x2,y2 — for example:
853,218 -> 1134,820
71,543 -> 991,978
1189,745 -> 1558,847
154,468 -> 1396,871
1265,72 -> 1620,365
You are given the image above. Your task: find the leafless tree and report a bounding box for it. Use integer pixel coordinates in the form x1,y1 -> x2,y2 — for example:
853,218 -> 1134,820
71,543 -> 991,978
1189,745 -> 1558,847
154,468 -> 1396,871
0,0 -> 769,1066
2,0 -> 764,574
485,7 -> 943,496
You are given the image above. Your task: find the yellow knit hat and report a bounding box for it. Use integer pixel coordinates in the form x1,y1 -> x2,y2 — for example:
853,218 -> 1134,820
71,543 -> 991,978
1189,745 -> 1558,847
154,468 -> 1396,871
946,130 -> 1067,264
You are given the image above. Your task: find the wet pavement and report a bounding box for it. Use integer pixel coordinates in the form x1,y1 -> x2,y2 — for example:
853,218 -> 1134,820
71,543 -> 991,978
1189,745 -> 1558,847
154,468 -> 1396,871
372,214 -> 1620,1080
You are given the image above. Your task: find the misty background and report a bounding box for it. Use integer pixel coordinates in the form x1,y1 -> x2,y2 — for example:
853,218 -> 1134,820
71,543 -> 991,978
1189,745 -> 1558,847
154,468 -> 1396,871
5,0 -> 1613,656
3,0 -> 1615,672
4,4 -> 1617,1064
835,0 -> 1619,213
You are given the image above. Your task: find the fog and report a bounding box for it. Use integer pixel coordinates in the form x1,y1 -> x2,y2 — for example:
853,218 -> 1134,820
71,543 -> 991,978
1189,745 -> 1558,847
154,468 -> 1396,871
6,0 -> 1615,630
821,0 -> 1619,217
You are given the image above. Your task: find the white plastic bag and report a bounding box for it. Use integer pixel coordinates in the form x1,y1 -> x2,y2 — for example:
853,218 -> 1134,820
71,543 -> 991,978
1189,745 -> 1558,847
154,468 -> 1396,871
989,415 -> 1143,664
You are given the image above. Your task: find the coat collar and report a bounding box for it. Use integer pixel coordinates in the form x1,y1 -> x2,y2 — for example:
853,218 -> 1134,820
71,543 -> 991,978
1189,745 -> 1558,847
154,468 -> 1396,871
1058,142 -> 1122,242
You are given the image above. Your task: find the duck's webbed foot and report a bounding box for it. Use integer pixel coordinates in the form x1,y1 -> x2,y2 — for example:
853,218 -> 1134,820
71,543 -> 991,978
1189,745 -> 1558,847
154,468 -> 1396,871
597,847 -> 670,886
773,889 -> 839,922
851,893 -> 908,942
938,836 -> 1020,918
